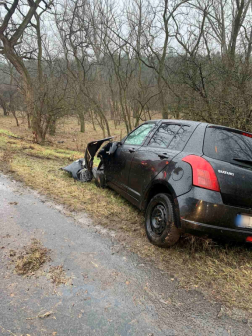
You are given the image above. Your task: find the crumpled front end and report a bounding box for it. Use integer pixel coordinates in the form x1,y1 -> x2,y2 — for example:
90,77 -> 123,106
61,136 -> 114,182
61,158 -> 93,182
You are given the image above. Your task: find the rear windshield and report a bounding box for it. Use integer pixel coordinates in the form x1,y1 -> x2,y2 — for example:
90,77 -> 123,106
204,127 -> 252,163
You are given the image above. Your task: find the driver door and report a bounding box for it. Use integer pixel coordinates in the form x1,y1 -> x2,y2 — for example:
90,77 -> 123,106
106,123 -> 156,193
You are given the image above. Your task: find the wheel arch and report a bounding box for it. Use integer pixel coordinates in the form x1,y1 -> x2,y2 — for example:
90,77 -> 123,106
141,181 -> 181,228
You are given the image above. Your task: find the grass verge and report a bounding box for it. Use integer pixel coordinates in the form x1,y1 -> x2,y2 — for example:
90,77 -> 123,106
0,130 -> 252,312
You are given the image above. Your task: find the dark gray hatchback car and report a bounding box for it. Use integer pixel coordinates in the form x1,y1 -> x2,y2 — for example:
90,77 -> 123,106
64,120 -> 252,247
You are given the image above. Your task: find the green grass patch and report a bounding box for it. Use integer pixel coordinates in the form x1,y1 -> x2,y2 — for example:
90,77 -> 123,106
0,129 -> 19,138
0,131 -> 84,161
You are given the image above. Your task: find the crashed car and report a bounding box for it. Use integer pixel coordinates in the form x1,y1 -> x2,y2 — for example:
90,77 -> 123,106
63,120 -> 252,247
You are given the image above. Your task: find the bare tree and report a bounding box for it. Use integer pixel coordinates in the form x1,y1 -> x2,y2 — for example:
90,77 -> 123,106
0,0 -> 60,141
56,0 -> 111,137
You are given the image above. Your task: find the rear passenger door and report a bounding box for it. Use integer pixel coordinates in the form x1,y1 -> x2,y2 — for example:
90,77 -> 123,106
128,123 -> 193,201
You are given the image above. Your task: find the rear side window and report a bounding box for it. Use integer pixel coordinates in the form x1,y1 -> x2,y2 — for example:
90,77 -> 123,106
204,127 -> 252,163
148,124 -> 180,148
124,123 -> 155,146
169,125 -> 193,151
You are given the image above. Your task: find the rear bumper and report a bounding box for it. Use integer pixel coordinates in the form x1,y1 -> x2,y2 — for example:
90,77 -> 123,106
181,219 -> 252,242
177,187 -> 252,242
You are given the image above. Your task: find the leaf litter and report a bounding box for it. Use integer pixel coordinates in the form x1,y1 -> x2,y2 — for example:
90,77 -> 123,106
14,239 -> 51,275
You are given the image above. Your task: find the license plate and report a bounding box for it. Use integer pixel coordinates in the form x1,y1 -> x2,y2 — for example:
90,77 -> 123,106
236,214 -> 252,229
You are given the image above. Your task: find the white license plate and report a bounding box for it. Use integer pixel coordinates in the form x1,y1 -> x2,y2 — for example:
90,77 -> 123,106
236,214 -> 252,229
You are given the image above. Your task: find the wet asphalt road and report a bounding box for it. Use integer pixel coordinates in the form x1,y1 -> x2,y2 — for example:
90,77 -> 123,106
0,173 -> 251,336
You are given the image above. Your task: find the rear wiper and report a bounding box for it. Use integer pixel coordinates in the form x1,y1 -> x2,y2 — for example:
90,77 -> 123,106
233,158 -> 252,166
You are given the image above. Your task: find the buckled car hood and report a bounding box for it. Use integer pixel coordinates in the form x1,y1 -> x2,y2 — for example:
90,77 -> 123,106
62,136 -> 114,180
85,137 -> 113,171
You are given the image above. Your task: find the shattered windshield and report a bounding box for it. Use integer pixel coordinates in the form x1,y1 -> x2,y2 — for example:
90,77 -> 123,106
124,123 -> 155,146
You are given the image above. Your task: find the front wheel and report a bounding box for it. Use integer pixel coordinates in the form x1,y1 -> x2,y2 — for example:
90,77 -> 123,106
145,193 -> 180,248
77,169 -> 93,182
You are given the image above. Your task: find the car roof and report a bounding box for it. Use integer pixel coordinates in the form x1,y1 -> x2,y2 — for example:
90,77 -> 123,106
146,119 -> 203,126
145,119 -> 251,135
208,123 -> 252,135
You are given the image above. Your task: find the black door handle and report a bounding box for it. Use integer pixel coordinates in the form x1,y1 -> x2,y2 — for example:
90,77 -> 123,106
158,153 -> 169,159
129,148 -> 135,153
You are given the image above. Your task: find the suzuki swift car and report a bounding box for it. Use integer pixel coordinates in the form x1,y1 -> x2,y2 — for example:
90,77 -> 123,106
63,120 -> 252,247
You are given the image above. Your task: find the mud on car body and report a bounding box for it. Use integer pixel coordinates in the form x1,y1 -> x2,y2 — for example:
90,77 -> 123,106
63,120 -> 252,247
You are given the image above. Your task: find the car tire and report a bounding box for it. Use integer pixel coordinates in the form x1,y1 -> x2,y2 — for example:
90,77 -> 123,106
145,193 -> 180,248
95,171 -> 106,188
77,169 -> 93,182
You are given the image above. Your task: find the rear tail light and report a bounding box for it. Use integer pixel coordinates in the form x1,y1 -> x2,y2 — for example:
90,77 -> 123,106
182,155 -> 220,192
246,237 -> 252,243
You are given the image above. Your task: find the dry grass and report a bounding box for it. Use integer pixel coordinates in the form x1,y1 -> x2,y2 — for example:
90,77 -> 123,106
8,153 -> 140,224
0,114 -> 130,152
130,236 -> 252,311
14,239 -> 51,275
49,265 -> 69,286
0,133 -> 83,161
1,117 -> 252,313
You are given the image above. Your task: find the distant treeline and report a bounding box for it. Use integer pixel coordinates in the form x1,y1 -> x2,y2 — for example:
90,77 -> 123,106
1,0 -> 252,141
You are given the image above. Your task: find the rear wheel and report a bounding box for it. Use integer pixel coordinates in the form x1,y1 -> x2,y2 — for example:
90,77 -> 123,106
145,193 -> 180,247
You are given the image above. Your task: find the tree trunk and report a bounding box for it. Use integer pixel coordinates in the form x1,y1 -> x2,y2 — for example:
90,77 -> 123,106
79,111 -> 85,133
103,114 -> 111,137
159,82 -> 168,119
49,118 -> 57,136
90,110 -> 96,131
0,97 -> 8,116
27,113 -> 31,128
2,105 -> 8,116
12,110 -> 19,126
97,115 -> 105,137
3,107 -> 8,116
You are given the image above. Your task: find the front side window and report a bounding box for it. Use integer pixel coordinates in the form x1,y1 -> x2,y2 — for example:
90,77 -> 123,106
124,123 -> 155,146
148,124 -> 180,148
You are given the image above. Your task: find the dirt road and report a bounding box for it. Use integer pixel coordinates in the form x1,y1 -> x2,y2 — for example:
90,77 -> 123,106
0,174 -> 250,336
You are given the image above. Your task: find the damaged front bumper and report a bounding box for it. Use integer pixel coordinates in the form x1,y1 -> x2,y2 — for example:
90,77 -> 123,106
62,158 -> 90,181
